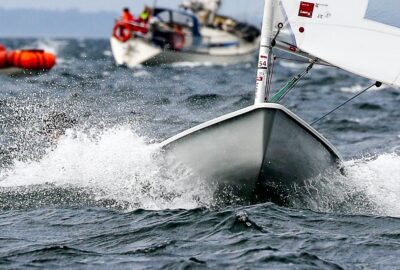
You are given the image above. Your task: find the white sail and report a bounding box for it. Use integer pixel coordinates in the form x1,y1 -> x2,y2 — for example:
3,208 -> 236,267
272,0 -> 400,87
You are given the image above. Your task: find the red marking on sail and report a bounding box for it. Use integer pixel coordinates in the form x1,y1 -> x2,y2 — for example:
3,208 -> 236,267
261,55 -> 268,59
298,2 -> 315,18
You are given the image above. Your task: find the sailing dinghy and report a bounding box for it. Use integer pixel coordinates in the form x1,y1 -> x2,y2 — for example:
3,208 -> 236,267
161,0 -> 400,203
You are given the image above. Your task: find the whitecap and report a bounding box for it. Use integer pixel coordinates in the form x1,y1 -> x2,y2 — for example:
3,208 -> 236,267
133,70 -> 151,78
340,84 -> 391,93
170,61 -> 216,68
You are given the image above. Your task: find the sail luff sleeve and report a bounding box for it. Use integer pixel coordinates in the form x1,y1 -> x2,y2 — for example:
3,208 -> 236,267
274,0 -> 400,87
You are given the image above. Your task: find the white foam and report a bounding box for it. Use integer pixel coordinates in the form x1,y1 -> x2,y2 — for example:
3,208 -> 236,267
170,61 -> 217,68
340,84 -> 391,93
0,127 -> 212,211
293,153 -> 400,217
28,39 -> 66,55
133,70 -> 151,78
279,60 -> 329,70
102,50 -> 112,57
344,153 -> 400,217
279,61 -> 307,69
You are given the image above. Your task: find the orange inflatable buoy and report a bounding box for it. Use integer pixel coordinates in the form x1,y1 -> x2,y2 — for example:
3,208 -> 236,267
0,44 -> 8,68
0,51 -> 8,68
4,49 -> 56,70
113,22 -> 132,42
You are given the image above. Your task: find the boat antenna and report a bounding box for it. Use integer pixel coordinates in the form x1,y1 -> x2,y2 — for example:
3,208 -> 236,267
255,0 -> 275,104
153,0 -> 158,8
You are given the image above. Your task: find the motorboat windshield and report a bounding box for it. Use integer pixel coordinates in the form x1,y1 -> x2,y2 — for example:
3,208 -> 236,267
153,8 -> 201,37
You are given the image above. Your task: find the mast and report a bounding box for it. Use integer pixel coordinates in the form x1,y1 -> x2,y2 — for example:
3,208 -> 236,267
255,0 -> 275,104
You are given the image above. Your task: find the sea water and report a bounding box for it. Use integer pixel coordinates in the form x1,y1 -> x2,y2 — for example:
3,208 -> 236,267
0,38 -> 399,269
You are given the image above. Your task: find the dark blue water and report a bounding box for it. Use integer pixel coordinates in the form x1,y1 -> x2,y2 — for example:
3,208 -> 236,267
0,38 -> 400,269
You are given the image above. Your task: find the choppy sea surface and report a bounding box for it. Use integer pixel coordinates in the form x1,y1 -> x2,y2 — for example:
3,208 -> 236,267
0,38 -> 399,269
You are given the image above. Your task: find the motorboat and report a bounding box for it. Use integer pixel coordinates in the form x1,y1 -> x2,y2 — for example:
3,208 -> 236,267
110,7 -> 260,67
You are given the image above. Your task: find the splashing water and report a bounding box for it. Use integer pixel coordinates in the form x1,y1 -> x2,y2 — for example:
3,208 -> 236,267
0,127 -> 213,211
1,124 -> 400,215
24,39 -> 68,65
29,39 -> 67,55
345,153 -> 400,216
296,153 -> 400,217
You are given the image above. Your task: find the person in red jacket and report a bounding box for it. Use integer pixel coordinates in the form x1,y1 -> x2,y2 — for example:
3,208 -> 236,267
113,8 -> 135,42
121,7 -> 134,23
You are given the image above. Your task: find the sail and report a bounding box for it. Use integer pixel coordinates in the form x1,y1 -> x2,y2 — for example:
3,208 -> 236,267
272,0 -> 400,87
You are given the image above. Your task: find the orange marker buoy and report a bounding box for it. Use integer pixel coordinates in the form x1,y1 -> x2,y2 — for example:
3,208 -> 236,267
0,46 -> 56,73
5,49 -> 56,70
0,51 -> 8,68
0,44 -> 8,68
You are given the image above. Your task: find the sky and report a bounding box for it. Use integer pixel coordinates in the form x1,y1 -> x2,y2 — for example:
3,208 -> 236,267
0,0 -> 264,17
1,0 -> 399,38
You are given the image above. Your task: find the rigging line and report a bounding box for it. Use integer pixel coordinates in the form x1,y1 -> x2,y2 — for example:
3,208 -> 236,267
277,63 -> 313,101
266,55 -> 276,100
270,60 -> 316,103
265,23 -> 283,100
310,81 -> 383,126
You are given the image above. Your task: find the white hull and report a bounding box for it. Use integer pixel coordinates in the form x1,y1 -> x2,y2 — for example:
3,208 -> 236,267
110,35 -> 258,68
110,37 -> 162,68
161,104 -> 342,203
